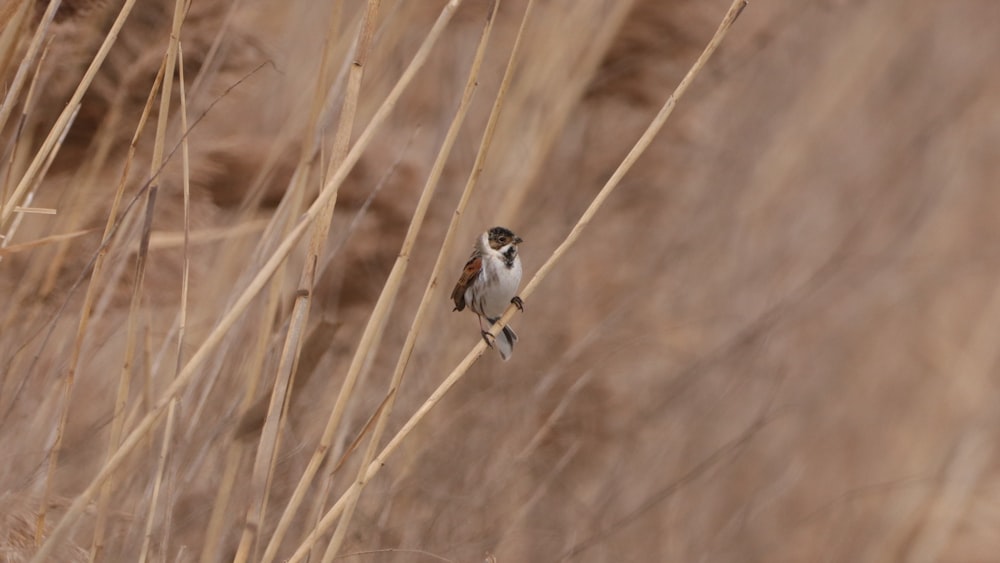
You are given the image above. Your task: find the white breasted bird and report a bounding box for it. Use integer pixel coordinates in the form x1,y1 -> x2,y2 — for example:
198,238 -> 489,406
451,226 -> 524,360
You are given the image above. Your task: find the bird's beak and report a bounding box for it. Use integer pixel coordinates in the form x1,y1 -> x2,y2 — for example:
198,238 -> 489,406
514,236 -> 524,244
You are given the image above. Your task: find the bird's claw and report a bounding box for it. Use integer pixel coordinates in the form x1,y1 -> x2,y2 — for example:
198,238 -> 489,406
481,330 -> 496,348
511,296 -> 524,312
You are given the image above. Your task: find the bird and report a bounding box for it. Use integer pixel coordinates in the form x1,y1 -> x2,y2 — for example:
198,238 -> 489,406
451,226 -> 524,360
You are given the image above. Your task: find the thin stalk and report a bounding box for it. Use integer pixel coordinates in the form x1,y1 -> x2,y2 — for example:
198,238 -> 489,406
0,228 -> 99,257
2,0 -> 139,226
232,1 -> 381,562
320,1 -> 504,560
0,34 -> 52,258
32,49 -> 165,541
2,97 -> 74,258
138,37 -> 194,563
0,0 -> 60,141
89,0 -> 186,556
259,2 -> 470,561
0,0 -> 31,87
494,0 -> 637,226
137,401 -> 176,563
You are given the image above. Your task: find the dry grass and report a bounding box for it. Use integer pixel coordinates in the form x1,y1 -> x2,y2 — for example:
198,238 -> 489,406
3,0 -> 1000,561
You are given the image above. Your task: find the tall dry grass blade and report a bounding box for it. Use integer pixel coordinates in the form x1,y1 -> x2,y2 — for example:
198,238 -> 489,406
145,220 -> 268,250
516,0 -> 747,308
198,447 -> 243,563
138,39 -> 194,563
196,244 -> 286,563
180,8 -> 355,449
3,98 -> 75,243
0,0 -> 59,140
6,58 -> 267,442
0,0 -> 30,83
0,28 -> 47,247
32,0 -> 471,557
0,227 -> 100,257
298,143 -> 411,562
87,188 -> 157,562
0,40 -> 57,261
28,102 -> 86,544
137,401 -> 177,563
89,0 -> 187,556
26,48 -> 163,448
284,2 -> 749,559
1,0 -> 140,227
32,18 -> 167,558
319,2 -> 501,560
39,46 -> 150,297
10,206 -> 56,214
25,58 -> 163,516
495,0 -> 637,226
233,2 -> 382,562
194,13 -> 353,519
258,2 -> 471,560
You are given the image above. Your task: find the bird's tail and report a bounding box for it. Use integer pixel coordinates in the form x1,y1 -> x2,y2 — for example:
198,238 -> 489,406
494,322 -> 518,361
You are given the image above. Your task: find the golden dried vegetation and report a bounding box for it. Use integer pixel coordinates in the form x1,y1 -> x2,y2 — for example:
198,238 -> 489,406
2,0 -> 999,561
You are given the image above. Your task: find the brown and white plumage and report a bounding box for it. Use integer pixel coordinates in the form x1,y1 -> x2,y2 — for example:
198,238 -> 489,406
451,226 -> 524,360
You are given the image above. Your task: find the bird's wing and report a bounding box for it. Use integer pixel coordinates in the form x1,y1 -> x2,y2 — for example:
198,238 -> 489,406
451,254 -> 482,311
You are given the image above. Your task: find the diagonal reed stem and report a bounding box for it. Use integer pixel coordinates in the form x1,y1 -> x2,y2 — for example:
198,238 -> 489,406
259,2 -> 478,560
318,2 -> 503,561
235,2 -> 381,562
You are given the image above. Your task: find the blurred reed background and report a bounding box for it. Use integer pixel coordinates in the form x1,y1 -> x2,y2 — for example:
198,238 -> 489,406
2,0 -> 999,561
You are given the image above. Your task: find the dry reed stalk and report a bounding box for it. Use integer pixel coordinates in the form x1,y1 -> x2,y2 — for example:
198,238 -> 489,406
29,100 -> 108,545
10,206 -> 55,214
91,149 -> 154,560
0,227 -> 100,256
0,35 -> 51,256
180,10 -> 357,462
284,2 -> 749,560
4,99 -> 76,237
144,219 -> 268,250
88,0 -> 187,557
1,0 -> 140,226
299,142 -> 411,563
31,0 -> 473,557
38,56 -> 146,297
0,0 -> 30,84
31,46 -> 165,561
256,1 -> 472,559
0,0 -> 59,142
0,58 -> 40,253
186,0 -> 242,101
495,0 -> 637,226
196,219 -> 290,563
137,37 -> 194,563
232,1 -> 382,562
137,400 -> 176,563
225,6 -> 357,230
318,2 -> 501,560
196,74 -> 323,559
109,58 -> 290,451
313,0 -> 522,559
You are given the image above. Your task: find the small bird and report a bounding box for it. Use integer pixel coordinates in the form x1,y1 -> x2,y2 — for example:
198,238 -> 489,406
451,226 -> 524,360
